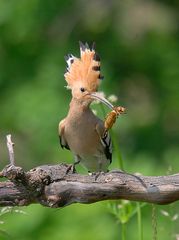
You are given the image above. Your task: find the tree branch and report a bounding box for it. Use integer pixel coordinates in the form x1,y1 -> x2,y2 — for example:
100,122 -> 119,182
0,164 -> 178,208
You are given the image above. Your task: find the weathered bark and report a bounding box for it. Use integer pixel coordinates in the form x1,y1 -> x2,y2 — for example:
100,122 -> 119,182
0,164 -> 179,208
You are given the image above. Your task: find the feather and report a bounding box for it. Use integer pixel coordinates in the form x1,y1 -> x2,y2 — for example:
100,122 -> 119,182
64,42 -> 103,92
101,131 -> 112,163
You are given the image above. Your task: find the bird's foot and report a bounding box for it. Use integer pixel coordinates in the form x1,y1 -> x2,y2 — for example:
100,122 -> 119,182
88,171 -> 106,181
66,164 -> 77,174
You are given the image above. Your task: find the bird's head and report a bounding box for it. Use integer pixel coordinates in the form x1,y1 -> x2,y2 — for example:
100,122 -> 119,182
64,42 -> 114,109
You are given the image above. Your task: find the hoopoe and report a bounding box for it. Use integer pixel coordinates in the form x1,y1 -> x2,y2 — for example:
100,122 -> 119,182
59,42 -> 116,172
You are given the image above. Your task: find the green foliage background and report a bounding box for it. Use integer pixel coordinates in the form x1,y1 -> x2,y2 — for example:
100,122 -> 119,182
0,0 -> 179,239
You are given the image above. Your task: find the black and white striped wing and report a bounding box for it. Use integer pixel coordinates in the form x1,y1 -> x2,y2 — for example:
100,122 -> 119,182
59,134 -> 70,150
101,132 -> 112,163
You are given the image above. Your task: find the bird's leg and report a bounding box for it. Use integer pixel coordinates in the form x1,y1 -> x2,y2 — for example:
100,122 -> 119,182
72,162 -> 79,173
71,155 -> 81,173
65,156 -> 81,174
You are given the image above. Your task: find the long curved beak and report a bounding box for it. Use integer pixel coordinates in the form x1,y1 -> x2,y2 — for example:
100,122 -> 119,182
87,92 -> 114,110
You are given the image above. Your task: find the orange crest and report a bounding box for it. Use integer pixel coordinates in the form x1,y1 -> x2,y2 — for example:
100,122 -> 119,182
64,42 -> 103,92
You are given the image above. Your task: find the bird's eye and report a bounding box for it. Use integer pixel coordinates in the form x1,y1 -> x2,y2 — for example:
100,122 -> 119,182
80,87 -> 85,92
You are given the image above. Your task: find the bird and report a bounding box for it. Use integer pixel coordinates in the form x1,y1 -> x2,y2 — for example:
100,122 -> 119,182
58,41 -> 115,173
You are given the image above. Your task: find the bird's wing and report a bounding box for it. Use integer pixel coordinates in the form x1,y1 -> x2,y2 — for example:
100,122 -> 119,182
95,123 -> 112,163
58,119 -> 70,150
101,131 -> 112,163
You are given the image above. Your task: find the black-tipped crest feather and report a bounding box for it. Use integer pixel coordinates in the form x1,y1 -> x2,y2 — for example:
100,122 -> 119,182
65,42 -> 103,90
79,41 -> 86,51
93,52 -> 100,61
92,66 -> 100,71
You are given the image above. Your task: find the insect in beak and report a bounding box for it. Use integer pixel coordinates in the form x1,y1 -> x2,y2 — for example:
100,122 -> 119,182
87,92 -> 114,110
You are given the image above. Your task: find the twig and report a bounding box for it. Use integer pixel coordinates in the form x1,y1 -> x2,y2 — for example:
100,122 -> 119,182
6,134 -> 15,165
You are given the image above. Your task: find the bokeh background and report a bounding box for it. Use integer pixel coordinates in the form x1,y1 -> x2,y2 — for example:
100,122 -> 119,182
0,0 -> 179,239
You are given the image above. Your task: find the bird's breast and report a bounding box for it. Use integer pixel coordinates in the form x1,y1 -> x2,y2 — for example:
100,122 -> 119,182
64,111 -> 103,156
